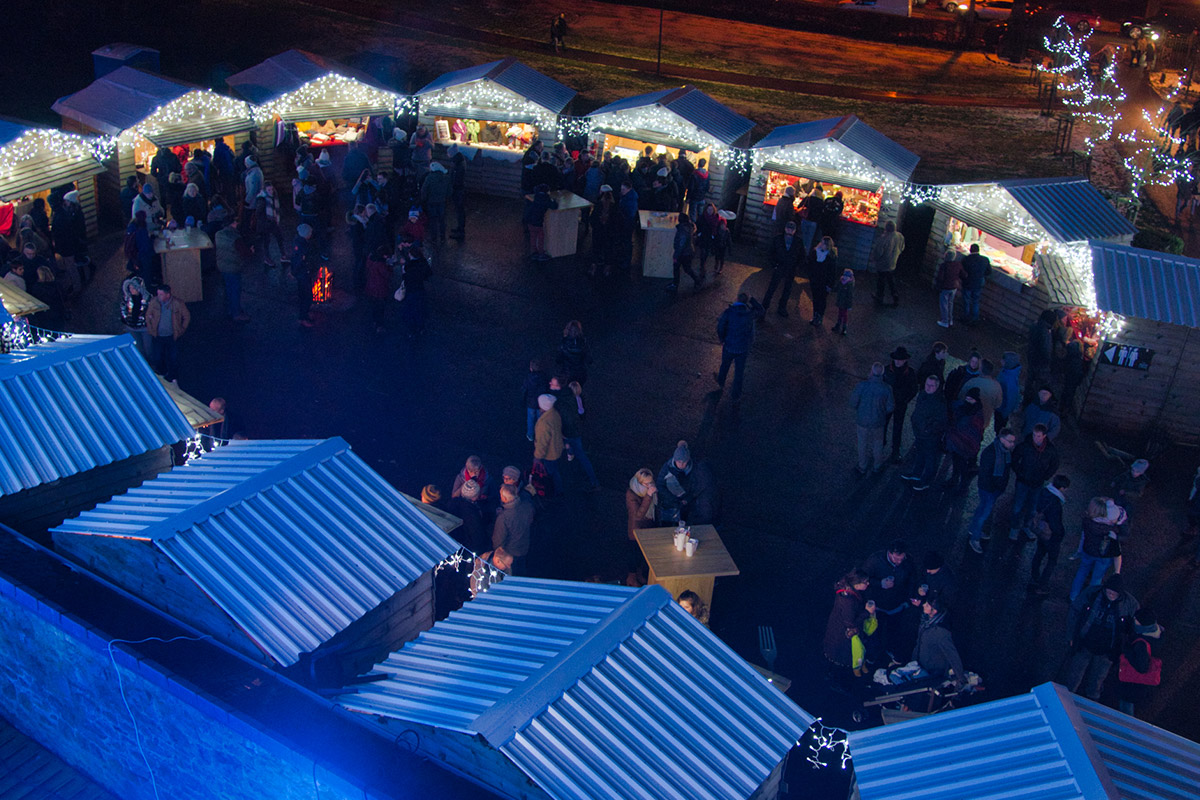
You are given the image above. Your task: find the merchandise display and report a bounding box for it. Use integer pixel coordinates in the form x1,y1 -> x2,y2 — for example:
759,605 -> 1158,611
945,216 -> 1037,285
434,116 -> 538,151
296,118 -> 365,147
601,134 -> 708,170
763,171 -> 881,226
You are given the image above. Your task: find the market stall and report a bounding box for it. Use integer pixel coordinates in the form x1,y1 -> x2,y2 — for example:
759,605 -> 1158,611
0,119 -> 109,239
1078,241 -> 1200,445
227,50 -> 404,188
52,67 -> 254,224
415,58 -> 576,198
746,115 -> 918,270
587,86 -> 755,214
914,177 -> 1136,333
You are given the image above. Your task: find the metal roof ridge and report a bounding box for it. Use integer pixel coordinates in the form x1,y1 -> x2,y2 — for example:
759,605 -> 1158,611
0,334 -> 128,380
138,437 -> 350,541
660,85 -> 695,106
489,56 -> 518,79
1033,683 -> 1122,799
471,583 -> 673,746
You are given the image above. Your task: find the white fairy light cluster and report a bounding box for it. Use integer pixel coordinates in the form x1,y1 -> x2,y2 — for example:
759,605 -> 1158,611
1039,18 -> 1125,155
420,80 -> 559,131
1058,241 -> 1127,333
803,718 -> 851,770
0,319 -> 70,354
589,106 -> 749,171
435,548 -> 505,599
751,145 -> 895,194
129,90 -> 252,141
902,182 -> 1048,243
0,129 -> 113,182
254,74 -> 403,122
1119,107 -> 1194,191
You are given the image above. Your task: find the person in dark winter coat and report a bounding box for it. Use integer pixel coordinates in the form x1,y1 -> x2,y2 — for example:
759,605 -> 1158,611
960,243 -> 991,323
849,363 -> 895,475
883,346 -> 919,464
292,223 -> 317,327
1009,424 -> 1060,540
1117,608 -> 1164,717
933,250 -> 966,328
1063,573 -> 1138,700
1071,498 -> 1125,600
552,374 -> 599,491
943,350 -> 981,410
364,245 -> 392,333
916,342 -> 948,385
862,541 -> 914,658
904,374 -> 948,490
445,479 -> 488,553
913,596 -> 965,685
823,568 -> 876,681
911,551 -> 956,611
669,213 -> 701,291
523,183 -> 558,259
556,320 -> 592,385
522,359 -> 549,442
808,235 -> 838,326
714,293 -> 765,402
996,351 -> 1022,430
833,267 -> 854,334
1021,388 -> 1063,442
656,440 -> 716,525
1025,310 -> 1056,404
1028,474 -> 1071,593
492,483 -> 534,575
944,389 -> 985,494
967,428 -> 1018,551
763,220 -> 805,316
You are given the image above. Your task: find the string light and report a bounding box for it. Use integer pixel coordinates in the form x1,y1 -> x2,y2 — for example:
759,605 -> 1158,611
1038,17 -> 1125,156
802,718 -> 851,770
0,319 -> 71,355
751,144 -> 898,195
419,80 -> 560,132
435,547 -> 505,599
125,90 -> 253,143
588,105 -> 749,172
253,73 -> 405,123
0,128 -> 113,184
901,182 -> 1049,243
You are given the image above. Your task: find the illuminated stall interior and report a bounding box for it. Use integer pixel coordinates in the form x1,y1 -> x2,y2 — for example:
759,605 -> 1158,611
227,50 -> 401,183
52,66 -> 254,221
748,115 -> 919,268
587,85 -> 755,212
0,119 -> 109,239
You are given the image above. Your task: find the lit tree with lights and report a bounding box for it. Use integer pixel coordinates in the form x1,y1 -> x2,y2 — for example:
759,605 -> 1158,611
1039,17 -> 1125,156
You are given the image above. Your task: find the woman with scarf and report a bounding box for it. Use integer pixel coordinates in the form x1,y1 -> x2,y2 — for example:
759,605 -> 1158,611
912,595 -> 965,686
809,235 -> 839,327
823,568 -> 876,685
625,468 -> 658,586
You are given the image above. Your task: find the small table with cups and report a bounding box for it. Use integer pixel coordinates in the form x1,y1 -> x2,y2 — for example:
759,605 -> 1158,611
633,524 -> 740,611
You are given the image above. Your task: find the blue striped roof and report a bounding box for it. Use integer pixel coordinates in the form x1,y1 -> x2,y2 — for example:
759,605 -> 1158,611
226,49 -> 393,106
753,115 -> 919,181
849,682 -> 1200,800
589,86 -> 755,146
52,438 -> 461,667
1001,177 -> 1137,243
0,119 -> 26,149
0,334 -> 192,497
338,578 -> 813,800
416,58 -> 576,114
1090,241 -> 1200,327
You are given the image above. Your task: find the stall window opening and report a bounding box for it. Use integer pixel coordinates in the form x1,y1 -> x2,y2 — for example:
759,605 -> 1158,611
434,116 -> 538,150
945,216 -> 1038,286
599,134 -> 709,172
763,171 -> 880,226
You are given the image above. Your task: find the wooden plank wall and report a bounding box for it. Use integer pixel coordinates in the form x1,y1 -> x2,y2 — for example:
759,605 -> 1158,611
78,174 -> 100,237
0,447 -> 173,536
419,112 -> 523,198
52,529 -> 267,662
319,570 -> 435,680
374,718 -> 554,800
1081,318 -> 1199,445
748,758 -> 786,800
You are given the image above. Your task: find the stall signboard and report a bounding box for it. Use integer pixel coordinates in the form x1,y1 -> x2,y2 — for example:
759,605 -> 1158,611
1099,341 -> 1154,371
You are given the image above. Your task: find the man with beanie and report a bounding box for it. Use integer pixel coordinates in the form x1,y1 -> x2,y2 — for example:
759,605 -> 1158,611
132,183 -> 165,232
849,362 -> 895,476
493,483 -> 534,575
883,346 -> 918,463
967,428 -> 1017,553
1064,573 -> 1139,700
657,440 -> 693,525
53,190 -> 91,285
446,479 -> 487,553
533,393 -> 563,494
1021,387 -> 1062,442
960,358 -> 1003,434
292,223 -> 316,327
1009,423 -> 1060,541
714,292 -> 764,403
943,350 -> 982,410
1110,459 -> 1151,523
996,351 -> 1022,431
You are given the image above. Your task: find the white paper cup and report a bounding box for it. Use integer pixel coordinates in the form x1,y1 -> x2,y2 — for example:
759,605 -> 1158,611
674,532 -> 686,551
685,538 -> 698,557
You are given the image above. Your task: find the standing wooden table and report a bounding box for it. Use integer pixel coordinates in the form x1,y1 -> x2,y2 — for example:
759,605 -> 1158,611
633,524 -> 739,610
639,210 -> 678,278
154,229 -> 212,302
526,190 -> 592,258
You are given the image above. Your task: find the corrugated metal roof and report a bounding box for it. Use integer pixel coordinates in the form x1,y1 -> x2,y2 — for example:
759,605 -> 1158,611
589,86 -> 754,146
0,118 -> 107,201
226,49 -> 396,117
1038,250 -> 1091,307
52,66 -> 253,147
1090,241 -> 1200,327
753,115 -> 919,181
849,682 -> 1200,800
91,43 -> 159,62
51,438 -> 461,666
416,58 -> 576,114
0,280 -> 50,318
1001,177 -> 1137,243
339,578 -> 813,800
0,334 -> 192,497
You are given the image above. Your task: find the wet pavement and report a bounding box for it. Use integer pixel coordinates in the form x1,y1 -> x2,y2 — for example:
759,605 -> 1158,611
64,193 -> 1200,742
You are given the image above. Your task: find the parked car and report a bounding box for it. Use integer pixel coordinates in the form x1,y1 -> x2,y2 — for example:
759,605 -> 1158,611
1036,4 -> 1102,33
1122,17 -> 1161,39
974,0 -> 1014,21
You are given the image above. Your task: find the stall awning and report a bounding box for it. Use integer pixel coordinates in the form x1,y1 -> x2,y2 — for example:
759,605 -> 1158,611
589,86 -> 754,148
849,682 -> 1200,800
929,198 -> 1038,246
0,279 -> 50,318
0,334 -> 192,497
338,578 -> 813,800
416,58 -> 576,116
753,115 -> 919,182
51,438 -> 461,667
226,50 -> 399,122
52,66 -> 253,147
1091,241 -> 1200,327
761,160 -> 882,193
1001,177 -> 1137,243
0,118 -> 106,201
